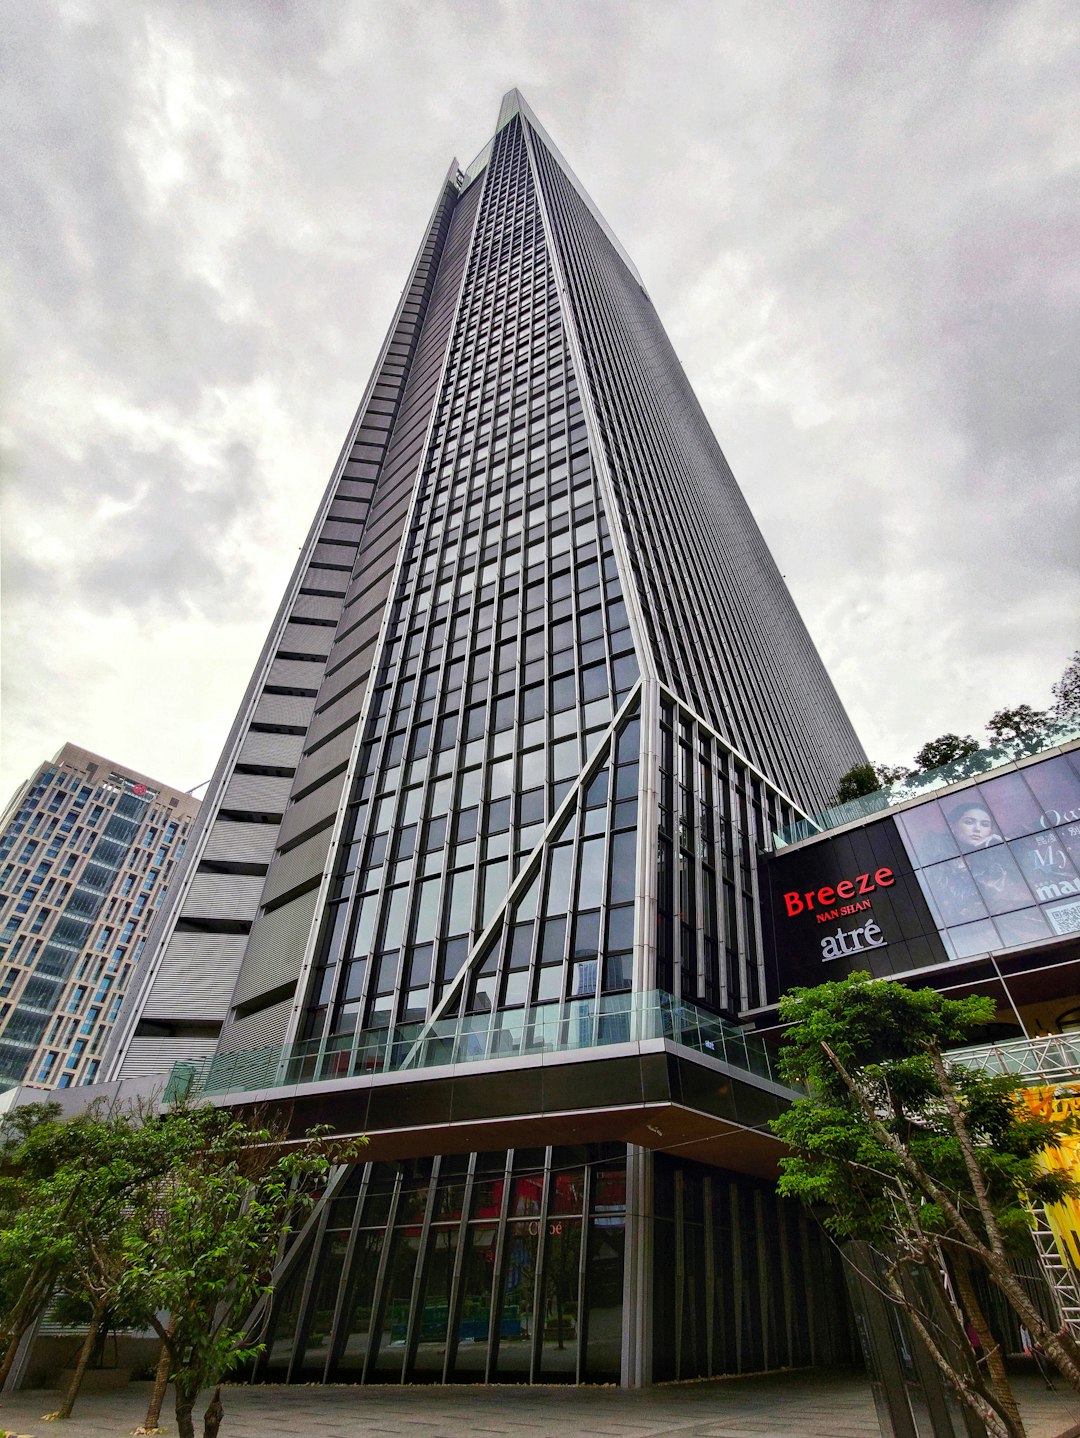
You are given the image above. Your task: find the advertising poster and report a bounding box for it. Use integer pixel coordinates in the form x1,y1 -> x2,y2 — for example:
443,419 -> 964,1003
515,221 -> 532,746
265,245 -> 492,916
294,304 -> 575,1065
762,748 -> 1080,1002
1018,1084 -> 1080,1271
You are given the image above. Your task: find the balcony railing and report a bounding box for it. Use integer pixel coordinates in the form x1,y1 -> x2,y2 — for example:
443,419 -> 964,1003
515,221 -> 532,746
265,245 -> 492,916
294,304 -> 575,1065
774,720 -> 1080,849
163,989 -> 788,1104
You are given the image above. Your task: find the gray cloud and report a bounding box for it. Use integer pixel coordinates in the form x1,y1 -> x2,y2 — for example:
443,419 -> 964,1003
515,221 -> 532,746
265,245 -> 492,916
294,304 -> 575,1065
1,0 -> 1076,797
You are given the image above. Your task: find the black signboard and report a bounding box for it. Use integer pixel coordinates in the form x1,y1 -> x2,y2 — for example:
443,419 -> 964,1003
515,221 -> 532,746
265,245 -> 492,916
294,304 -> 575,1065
760,748 -> 1080,1004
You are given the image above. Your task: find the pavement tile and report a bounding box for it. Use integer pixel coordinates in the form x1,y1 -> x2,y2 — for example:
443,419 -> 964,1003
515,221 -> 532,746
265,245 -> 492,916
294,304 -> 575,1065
2,1370 -> 1079,1438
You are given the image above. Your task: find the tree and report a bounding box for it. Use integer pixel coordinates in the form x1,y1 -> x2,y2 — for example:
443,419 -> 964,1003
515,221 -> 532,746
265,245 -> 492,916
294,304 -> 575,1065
913,732 -> 980,772
121,1108 -> 364,1438
834,762 -> 912,806
1051,651 -> 1080,724
834,763 -> 879,804
986,706 -> 1049,745
772,973 -> 1080,1438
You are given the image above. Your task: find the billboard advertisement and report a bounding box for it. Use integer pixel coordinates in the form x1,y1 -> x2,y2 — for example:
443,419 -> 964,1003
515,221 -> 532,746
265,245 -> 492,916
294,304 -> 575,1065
760,747 -> 1080,1001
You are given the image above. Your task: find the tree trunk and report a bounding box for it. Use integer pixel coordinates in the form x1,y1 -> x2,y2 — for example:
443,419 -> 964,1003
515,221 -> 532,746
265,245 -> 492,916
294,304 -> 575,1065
203,1385 -> 224,1438
175,1381 -> 198,1438
0,1274 -> 50,1388
880,1260 -> 1014,1438
140,1330 -> 172,1431
48,1303 -> 105,1421
953,1256 -> 1026,1438
982,1247 -> 1080,1393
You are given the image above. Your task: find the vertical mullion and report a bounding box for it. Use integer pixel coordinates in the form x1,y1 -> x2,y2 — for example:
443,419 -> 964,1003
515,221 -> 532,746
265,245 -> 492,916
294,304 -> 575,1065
324,1164 -> 371,1380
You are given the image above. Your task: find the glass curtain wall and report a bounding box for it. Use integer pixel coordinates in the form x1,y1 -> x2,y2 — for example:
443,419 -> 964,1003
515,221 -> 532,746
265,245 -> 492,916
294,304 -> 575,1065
257,1143 -> 627,1385
299,112 -> 639,1053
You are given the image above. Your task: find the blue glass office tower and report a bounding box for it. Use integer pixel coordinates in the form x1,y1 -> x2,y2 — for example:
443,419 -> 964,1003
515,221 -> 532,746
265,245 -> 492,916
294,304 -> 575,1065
106,92 -> 865,1386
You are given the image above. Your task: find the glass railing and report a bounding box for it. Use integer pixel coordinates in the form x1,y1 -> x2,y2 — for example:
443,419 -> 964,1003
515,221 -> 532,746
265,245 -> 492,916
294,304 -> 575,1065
775,720 -> 1080,848
162,989 -> 787,1103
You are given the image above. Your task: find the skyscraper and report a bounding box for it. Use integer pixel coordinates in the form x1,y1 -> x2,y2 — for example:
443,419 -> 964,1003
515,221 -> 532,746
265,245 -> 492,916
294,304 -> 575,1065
0,745 -> 198,1090
103,92 -> 866,1385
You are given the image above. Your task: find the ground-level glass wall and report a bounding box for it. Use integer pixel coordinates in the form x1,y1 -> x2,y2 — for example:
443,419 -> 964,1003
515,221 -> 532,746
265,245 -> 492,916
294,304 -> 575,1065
256,1143 -> 856,1387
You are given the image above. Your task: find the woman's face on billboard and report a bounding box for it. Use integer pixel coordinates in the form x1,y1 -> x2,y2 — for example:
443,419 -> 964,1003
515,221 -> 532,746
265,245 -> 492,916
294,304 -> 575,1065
953,805 -> 995,849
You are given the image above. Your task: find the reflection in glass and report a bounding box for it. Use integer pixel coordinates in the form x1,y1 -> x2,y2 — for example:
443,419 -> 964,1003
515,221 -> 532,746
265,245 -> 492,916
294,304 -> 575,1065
540,1217 -> 582,1379
945,918 -> 999,960
583,1215 -> 624,1382
975,771 -> 1045,840
898,803 -> 958,867
410,1224 -> 459,1377
1022,756 -> 1080,828
295,1231 -> 348,1377
496,1220 -> 539,1375
964,847 -> 1034,914
1010,832 -> 1080,905
452,1223 -> 497,1379
921,858 -> 987,928
369,1228 -> 422,1378
331,1229 -> 384,1380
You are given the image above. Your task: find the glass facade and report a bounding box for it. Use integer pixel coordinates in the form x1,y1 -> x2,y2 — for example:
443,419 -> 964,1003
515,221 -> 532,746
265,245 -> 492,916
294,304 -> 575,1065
763,742 -> 1080,996
254,1145 -> 853,1387
104,91 -> 877,1391
0,748 -> 197,1088
897,749 -> 1080,957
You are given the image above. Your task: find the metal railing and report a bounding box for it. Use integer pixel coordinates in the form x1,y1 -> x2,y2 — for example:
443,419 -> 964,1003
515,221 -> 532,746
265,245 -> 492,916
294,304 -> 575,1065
774,720 -> 1080,848
949,1031 -> 1080,1086
163,989 -> 787,1103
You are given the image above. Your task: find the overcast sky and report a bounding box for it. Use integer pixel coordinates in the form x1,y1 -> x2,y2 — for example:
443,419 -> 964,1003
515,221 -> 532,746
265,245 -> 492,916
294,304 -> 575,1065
2,0 -> 1077,805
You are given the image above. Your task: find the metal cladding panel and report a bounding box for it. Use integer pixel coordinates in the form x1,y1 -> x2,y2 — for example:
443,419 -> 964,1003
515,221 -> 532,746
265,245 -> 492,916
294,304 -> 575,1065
297,724 -> 355,785
302,691 -> 367,756
319,519 -> 365,544
121,1036 -> 219,1079
230,887 -> 321,1009
274,769 -> 348,850
222,772 -> 294,813
251,693 -> 316,730
290,594 -> 344,624
299,570 -> 349,596
266,657 -> 327,692
237,731 -> 305,769
216,996 -> 293,1054
287,742 -> 350,811
526,123 -> 864,814
311,541 -> 356,570
142,933 -> 247,1019
309,642 -> 377,714
279,622 -> 334,658
259,827 -> 334,909
181,872 -> 266,921
202,821 -> 279,866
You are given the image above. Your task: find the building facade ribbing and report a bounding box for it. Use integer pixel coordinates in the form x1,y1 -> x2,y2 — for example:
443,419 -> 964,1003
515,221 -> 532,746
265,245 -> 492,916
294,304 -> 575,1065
0,745 -> 198,1090
100,92 -> 868,1387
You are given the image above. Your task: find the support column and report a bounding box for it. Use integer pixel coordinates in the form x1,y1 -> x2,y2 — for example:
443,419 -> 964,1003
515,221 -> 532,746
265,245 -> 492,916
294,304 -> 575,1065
621,1143 -> 653,1388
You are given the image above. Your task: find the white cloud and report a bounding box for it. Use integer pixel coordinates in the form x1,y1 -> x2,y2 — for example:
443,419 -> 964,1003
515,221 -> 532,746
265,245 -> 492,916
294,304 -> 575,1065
1,0 -> 1076,800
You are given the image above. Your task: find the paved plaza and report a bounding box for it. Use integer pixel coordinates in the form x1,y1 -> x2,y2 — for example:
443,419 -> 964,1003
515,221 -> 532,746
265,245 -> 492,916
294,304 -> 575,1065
2,1371 -> 1080,1438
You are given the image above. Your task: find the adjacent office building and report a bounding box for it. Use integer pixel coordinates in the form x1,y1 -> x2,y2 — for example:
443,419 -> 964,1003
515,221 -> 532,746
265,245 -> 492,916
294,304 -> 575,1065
99,90 -> 877,1386
0,745 -> 198,1091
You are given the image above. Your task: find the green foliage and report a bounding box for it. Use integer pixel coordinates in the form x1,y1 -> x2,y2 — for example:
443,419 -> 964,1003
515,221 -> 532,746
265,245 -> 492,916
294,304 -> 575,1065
1052,651 -> 1080,723
985,705 -> 1049,744
913,732 -> 980,772
834,763 -> 880,804
834,761 -> 914,805
773,973 -> 1078,1252
119,1107 -> 365,1436
0,1099 -> 363,1435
